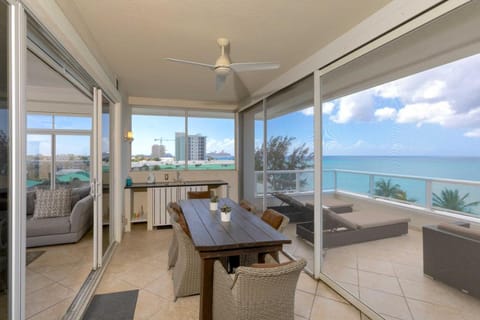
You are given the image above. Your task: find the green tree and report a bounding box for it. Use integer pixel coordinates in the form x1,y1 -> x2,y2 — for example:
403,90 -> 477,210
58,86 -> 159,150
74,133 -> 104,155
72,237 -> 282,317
374,179 -> 415,202
432,188 -> 480,213
254,136 -> 313,191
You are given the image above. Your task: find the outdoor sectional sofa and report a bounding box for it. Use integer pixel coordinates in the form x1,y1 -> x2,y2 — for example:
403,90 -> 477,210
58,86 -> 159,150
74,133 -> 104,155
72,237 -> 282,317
270,192 -> 410,248
26,186 -> 93,247
423,223 -> 480,299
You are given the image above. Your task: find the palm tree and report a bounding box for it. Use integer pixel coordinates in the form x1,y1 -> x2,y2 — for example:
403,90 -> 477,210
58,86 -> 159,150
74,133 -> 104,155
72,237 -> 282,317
432,188 -> 480,213
375,179 -> 403,198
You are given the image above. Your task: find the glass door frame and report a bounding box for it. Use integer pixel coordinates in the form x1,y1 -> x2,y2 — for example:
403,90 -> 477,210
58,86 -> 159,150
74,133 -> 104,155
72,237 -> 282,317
8,1 -> 27,319
92,87 -> 103,269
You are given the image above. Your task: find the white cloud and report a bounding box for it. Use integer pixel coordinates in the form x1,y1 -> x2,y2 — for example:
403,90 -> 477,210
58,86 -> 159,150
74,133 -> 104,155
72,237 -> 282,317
323,102 -> 335,115
328,54 -> 480,133
395,101 -> 454,126
374,107 -> 397,121
375,83 -> 399,98
330,90 -> 375,123
413,80 -> 446,100
206,138 -> 235,154
464,128 -> 480,138
301,107 -> 314,116
300,102 -> 335,116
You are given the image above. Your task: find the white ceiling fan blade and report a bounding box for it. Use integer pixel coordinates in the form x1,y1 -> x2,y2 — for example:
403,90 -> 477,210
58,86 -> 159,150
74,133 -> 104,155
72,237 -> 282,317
216,74 -> 227,91
165,58 -> 215,70
230,62 -> 280,72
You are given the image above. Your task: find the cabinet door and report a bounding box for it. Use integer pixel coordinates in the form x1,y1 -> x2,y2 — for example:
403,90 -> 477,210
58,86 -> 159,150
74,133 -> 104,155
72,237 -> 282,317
152,188 -> 161,226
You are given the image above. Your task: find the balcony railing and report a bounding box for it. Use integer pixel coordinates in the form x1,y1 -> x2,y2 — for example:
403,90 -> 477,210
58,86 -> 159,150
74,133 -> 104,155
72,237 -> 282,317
255,169 -> 480,217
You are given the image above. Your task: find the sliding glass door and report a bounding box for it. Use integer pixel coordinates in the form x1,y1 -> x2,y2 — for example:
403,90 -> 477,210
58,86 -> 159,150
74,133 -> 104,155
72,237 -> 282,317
0,1 -> 9,318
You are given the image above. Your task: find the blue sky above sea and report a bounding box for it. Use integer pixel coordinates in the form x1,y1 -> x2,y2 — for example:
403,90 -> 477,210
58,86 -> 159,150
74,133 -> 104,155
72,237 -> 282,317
257,52 -> 480,158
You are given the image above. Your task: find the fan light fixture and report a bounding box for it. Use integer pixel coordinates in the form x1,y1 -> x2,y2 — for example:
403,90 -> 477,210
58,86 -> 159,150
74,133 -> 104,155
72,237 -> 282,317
165,38 -> 279,91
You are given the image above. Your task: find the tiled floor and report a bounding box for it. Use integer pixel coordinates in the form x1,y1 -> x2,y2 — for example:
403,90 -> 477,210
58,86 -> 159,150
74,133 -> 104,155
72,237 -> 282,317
25,231 -> 93,319
96,224 -> 370,320
284,224 -> 480,320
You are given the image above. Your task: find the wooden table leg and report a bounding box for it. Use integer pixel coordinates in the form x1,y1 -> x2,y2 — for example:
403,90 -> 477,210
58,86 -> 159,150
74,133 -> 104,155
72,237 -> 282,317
200,257 -> 215,320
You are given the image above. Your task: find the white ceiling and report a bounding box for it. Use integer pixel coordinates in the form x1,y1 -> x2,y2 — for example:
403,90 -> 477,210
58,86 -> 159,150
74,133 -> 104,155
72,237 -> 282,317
55,0 -> 391,104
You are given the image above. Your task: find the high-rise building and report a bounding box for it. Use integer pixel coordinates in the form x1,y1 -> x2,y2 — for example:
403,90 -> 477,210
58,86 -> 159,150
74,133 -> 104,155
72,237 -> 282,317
151,144 -> 166,158
175,132 -> 206,161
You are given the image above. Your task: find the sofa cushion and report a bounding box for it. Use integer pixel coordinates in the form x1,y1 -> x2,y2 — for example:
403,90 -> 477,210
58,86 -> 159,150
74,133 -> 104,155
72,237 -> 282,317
438,223 -> 480,241
33,188 -> 72,219
26,191 -> 36,215
27,216 -> 71,237
71,186 -> 90,209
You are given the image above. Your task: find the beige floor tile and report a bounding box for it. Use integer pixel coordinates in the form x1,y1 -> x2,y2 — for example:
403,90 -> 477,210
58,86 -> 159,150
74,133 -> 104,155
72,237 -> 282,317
338,281 -> 360,299
316,281 -> 347,303
26,271 -> 55,294
118,263 -> 165,289
358,271 -> 402,296
95,273 -> 139,294
359,287 -> 412,320
294,290 -> 315,319
26,283 -> 74,319
323,264 -> 358,286
379,314 -> 405,320
391,263 -> 425,282
58,264 -> 92,292
324,251 -> 357,269
407,298 -> 464,320
143,270 -> 175,301
310,296 -> 361,320
155,295 -> 199,320
398,278 -> 464,311
358,257 -> 395,276
133,290 -> 169,320
297,272 -> 318,295
28,298 -> 72,320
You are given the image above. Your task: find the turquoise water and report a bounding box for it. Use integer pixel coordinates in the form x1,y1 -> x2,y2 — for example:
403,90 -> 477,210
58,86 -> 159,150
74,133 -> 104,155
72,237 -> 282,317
319,156 -> 480,215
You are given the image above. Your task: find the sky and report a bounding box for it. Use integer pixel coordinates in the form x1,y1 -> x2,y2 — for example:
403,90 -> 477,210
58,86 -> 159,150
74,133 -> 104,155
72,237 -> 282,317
131,115 -> 235,156
26,114 -> 109,156
257,52 -> 480,157
23,52 -> 480,158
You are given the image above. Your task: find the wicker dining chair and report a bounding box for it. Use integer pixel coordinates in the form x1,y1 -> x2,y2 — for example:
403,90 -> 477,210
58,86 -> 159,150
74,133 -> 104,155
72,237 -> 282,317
213,255 -> 306,320
172,222 -> 201,300
239,209 -> 290,266
187,190 -> 211,199
167,204 -> 180,270
239,199 -> 257,214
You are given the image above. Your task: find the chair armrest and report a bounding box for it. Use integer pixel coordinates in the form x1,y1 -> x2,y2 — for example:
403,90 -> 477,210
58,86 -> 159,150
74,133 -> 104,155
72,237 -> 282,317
70,195 -> 93,233
213,260 -> 235,319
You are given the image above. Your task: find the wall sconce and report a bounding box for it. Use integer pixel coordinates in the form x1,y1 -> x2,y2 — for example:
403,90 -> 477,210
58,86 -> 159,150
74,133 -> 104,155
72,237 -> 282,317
124,131 -> 134,143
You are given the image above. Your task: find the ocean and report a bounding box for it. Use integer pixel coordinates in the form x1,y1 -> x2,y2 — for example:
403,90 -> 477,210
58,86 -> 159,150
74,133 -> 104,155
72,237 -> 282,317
320,156 -> 480,215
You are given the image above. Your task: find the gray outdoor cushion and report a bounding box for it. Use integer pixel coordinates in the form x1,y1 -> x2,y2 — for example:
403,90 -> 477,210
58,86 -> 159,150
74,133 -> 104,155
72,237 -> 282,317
26,216 -> 71,237
33,188 -> 72,219
340,211 -> 410,229
323,208 -> 359,230
438,223 -> 480,241
272,192 -> 305,208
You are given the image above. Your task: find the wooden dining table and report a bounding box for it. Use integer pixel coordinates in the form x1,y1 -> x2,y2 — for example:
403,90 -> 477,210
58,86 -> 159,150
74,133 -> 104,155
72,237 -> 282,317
179,198 -> 291,320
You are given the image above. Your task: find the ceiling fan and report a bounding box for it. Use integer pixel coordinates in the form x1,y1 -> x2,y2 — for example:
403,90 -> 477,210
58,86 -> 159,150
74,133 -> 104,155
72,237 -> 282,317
165,38 -> 280,91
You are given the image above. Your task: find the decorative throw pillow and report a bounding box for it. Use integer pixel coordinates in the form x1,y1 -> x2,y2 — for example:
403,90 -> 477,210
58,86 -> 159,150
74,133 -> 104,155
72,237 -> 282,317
33,188 -> 72,219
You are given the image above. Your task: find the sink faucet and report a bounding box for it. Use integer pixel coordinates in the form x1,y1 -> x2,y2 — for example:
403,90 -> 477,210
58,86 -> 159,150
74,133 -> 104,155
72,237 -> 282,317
176,170 -> 181,182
